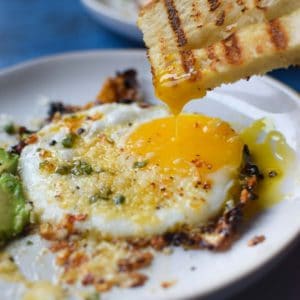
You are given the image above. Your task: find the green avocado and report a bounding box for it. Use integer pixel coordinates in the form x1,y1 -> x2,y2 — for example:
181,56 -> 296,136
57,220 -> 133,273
0,172 -> 30,245
0,148 -> 18,175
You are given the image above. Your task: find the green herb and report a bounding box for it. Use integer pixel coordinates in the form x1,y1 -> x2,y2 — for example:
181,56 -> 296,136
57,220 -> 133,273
95,167 -> 106,173
55,161 -> 93,176
0,148 -> 19,174
89,194 -> 100,203
106,135 -> 115,144
89,193 -> 107,203
133,160 -> 148,169
113,194 -> 126,205
39,161 -> 48,170
89,187 -> 112,203
4,123 -> 15,135
71,160 -> 93,176
55,165 -> 71,175
85,292 -> 101,300
62,133 -> 77,148
26,240 -> 33,246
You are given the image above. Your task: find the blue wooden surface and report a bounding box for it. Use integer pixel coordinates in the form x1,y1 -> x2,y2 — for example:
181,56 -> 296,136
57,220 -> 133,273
0,1 -> 299,300
0,0 -> 299,93
0,0 -> 143,68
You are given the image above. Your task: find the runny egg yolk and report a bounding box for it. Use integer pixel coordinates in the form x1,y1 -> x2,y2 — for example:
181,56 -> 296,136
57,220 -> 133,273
126,114 -> 244,176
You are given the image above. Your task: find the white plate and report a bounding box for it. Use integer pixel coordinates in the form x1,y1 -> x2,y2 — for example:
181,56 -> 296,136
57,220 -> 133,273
81,0 -> 144,41
0,50 -> 300,300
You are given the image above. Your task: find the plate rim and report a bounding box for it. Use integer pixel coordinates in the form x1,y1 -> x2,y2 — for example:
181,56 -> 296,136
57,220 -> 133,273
0,49 -> 299,300
81,0 -> 137,26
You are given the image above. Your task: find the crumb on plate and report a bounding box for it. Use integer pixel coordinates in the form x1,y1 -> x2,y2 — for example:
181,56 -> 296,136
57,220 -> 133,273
248,235 -> 266,247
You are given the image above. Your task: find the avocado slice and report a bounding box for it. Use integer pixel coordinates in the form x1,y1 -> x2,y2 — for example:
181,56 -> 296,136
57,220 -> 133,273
0,148 -> 18,175
0,173 -> 29,245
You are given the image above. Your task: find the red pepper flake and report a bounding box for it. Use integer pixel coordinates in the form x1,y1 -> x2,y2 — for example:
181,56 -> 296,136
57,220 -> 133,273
49,240 -> 69,252
203,182 -> 211,190
82,273 -> 95,285
67,214 -> 87,223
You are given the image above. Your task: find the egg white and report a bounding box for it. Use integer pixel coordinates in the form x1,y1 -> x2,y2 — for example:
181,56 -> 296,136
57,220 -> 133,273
19,103 -> 239,237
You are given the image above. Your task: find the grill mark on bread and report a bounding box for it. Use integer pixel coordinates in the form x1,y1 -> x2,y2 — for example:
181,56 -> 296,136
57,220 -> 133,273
191,1 -> 202,23
222,33 -> 242,65
255,0 -> 266,10
207,46 -> 216,60
236,0 -> 247,12
207,45 -> 219,70
180,50 -> 199,80
163,0 -> 199,80
268,19 -> 288,51
208,0 -> 221,12
164,0 -> 187,47
216,10 -> 225,26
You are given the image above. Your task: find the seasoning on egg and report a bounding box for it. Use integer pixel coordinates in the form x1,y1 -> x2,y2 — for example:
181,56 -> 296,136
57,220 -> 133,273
85,292 -> 101,300
113,194 -> 126,205
62,133 -> 77,148
49,140 -> 57,146
77,128 -> 85,135
55,165 -> 71,175
268,170 -> 278,178
106,135 -> 115,144
89,187 -> 112,203
71,160 -> 93,176
133,160 -> 148,169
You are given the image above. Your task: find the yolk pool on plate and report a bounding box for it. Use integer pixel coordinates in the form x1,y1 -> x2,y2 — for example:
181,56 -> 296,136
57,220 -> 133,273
241,119 -> 295,216
126,114 -> 244,176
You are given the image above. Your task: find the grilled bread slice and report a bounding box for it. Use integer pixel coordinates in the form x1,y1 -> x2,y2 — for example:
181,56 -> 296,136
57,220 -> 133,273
138,1 -> 300,111
139,0 -> 300,50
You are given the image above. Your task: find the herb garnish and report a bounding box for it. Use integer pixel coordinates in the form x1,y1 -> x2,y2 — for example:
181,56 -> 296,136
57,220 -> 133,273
55,165 -> 71,175
133,160 -> 148,169
4,123 -> 15,135
71,160 -> 93,176
89,187 -> 112,203
62,133 -> 77,148
113,194 -> 126,205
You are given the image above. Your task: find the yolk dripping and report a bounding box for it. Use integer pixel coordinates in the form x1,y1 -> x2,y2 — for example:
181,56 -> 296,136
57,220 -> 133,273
152,52 -> 205,115
154,77 -> 206,115
126,114 -> 244,176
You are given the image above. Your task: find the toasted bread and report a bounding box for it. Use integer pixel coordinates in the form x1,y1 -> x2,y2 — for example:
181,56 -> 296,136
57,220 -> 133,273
138,1 -> 300,111
139,0 -> 300,50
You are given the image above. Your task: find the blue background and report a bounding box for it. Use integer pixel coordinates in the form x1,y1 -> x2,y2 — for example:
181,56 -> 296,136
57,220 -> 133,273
0,1 -> 299,299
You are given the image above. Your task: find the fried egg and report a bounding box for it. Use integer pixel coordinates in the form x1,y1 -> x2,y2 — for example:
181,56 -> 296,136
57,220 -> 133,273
19,103 -> 244,237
